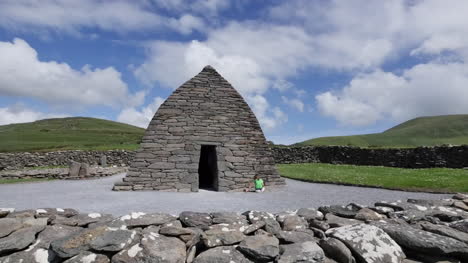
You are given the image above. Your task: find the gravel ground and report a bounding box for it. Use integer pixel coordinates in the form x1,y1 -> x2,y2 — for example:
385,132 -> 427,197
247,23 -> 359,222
0,173 -> 451,216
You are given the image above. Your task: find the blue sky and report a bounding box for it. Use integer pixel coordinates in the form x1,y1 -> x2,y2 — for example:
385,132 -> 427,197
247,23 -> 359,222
1,0 -> 468,145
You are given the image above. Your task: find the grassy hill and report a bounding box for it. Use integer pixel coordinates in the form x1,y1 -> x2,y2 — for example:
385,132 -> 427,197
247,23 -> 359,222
296,114 -> 468,148
0,117 -> 145,152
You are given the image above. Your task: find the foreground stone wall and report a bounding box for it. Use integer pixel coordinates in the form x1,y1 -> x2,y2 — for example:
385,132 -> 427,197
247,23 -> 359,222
273,145 -> 468,168
2,145 -> 468,171
1,194 -> 467,262
0,166 -> 127,180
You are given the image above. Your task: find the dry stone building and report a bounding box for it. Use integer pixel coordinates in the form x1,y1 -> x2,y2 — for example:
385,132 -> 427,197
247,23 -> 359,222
114,66 -> 285,192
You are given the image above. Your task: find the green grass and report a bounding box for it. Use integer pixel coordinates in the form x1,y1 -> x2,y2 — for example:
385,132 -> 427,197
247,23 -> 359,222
295,114 -> 468,148
0,178 -> 55,184
278,163 -> 468,193
0,117 -> 145,152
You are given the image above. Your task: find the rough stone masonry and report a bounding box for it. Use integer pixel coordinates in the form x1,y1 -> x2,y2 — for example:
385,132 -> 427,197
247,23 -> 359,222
114,66 -> 285,192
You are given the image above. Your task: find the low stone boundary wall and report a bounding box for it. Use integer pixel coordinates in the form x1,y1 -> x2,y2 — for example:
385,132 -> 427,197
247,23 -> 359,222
1,145 -> 468,170
0,194 -> 467,262
0,166 -> 127,180
273,145 -> 468,168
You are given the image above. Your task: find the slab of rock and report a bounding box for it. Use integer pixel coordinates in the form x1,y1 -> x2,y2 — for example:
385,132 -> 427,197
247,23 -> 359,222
0,208 -> 14,218
89,228 -> 138,252
211,212 -> 247,224
50,226 -> 109,258
327,224 -> 405,263
309,219 -> 330,231
112,232 -> 186,263
63,251 -> 110,263
6,209 -> 35,218
279,214 -> 308,231
243,220 -> 266,235
278,241 -> 325,263
297,208 -> 324,220
160,225 -> 195,237
202,228 -> 246,248
450,219 -> 468,234
69,161 -> 81,177
355,208 -> 385,221
237,235 -> 279,262
120,212 -> 175,228
373,221 -> 468,260
37,224 -> 83,248
245,211 -> 275,224
454,201 -> 468,212
179,211 -> 212,229
319,205 -> 360,219
194,245 -> 252,263
0,248 -> 53,263
263,218 -> 282,236
54,213 -> 113,227
277,230 -> 315,244
453,193 -> 468,200
0,218 -> 23,238
420,222 -> 468,244
319,238 -> 356,263
0,225 -> 45,255
35,208 -> 78,219
325,214 -> 360,228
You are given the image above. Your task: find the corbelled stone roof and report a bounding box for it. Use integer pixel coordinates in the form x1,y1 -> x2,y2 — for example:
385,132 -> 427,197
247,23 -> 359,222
114,65 -> 285,192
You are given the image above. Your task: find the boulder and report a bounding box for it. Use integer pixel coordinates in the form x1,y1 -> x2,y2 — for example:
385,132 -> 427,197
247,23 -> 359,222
0,248 -> 53,263
297,208 -> 324,221
69,161 -> 81,177
79,163 -> 90,177
327,224 -> 405,263
51,226 -> 109,258
179,211 -> 212,229
278,241 -> 325,263
0,218 -> 23,238
279,214 -> 308,231
263,218 -> 282,236
89,228 -> 138,252
53,213 -> 113,227
244,211 -> 275,224
112,232 -> 186,263
237,235 -> 280,262
210,212 -> 247,224
325,214 -> 360,228
243,220 -> 266,235
0,208 -> 14,218
277,230 -> 316,244
0,225 -> 45,255
355,208 -> 385,221
120,212 -> 175,228
309,219 -> 330,231
37,224 -> 83,249
202,228 -> 246,248
450,219 -> 468,234
319,205 -> 360,219
373,221 -> 468,260
420,222 -> 468,244
319,238 -> 356,263
35,208 -> 79,219
454,201 -> 468,212
63,251 -> 110,263
160,226 -> 196,237
194,246 -> 252,263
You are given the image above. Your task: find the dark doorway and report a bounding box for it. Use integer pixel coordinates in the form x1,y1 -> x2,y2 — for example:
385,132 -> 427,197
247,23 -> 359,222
198,145 -> 218,190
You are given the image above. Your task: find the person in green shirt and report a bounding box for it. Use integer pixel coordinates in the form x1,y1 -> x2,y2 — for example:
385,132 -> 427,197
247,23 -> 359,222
249,175 -> 264,192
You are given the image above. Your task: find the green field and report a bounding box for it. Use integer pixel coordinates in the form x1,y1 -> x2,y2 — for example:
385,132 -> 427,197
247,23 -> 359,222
0,117 -> 145,152
295,114 -> 468,148
278,163 -> 468,193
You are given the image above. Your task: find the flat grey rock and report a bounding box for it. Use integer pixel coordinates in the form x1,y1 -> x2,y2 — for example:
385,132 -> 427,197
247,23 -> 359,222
278,241 -> 325,263
37,224 -> 83,249
51,226 -> 109,258
355,208 -> 385,221
160,225 -> 195,236
243,220 -> 265,235
319,237 -> 356,263
210,212 -> 247,224
202,228 -> 245,248
277,230 -> 316,244
238,235 -> 279,262
180,211 -> 212,229
278,214 -> 308,231
63,251 -> 110,263
54,213 -> 113,227
297,208 -> 324,221
0,248 -> 54,263
450,219 -> 468,233
319,205 -> 360,219
193,246 -> 252,263
120,212 -> 175,228
89,228 -> 138,252
325,214 -> 360,228
420,222 -> 468,244
327,224 -> 405,263
35,208 -> 79,219
0,225 -> 45,255
373,221 -> 468,260
309,219 -> 330,231
0,218 -> 23,238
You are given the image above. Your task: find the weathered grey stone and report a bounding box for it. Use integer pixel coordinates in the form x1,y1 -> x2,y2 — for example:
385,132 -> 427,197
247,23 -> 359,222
373,221 -> 468,260
237,235 -> 279,262
309,219 -> 330,231
160,226 -> 195,236
243,220 -> 266,235
69,161 -> 81,177
112,232 -> 186,263
327,224 -> 405,263
454,201 -> 468,212
0,225 -> 45,255
50,226 -> 109,258
278,241 -> 325,263
319,205 -> 360,219
211,212 -> 246,224
79,163 -> 90,177
37,224 -> 83,249
319,238 -> 356,263
325,214 -> 360,228
420,222 -> 468,244
450,219 -> 468,234
53,213 -> 113,227
114,66 -> 285,192
63,251 -> 110,263
179,211 -> 212,229
120,212 -> 175,228
193,246 -> 252,263
0,218 -> 23,238
277,230 -> 316,244
89,228 -> 138,252
35,207 -> 79,219
0,208 -> 14,218
202,228 -> 246,248
297,208 -> 324,220
355,208 -> 386,221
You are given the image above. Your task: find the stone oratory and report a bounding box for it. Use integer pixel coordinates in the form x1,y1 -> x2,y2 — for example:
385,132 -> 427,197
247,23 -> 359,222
114,66 -> 285,192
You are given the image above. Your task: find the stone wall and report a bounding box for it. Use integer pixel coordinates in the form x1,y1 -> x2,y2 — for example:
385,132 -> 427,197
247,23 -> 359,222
2,145 -> 468,172
273,145 -> 468,168
0,150 -> 134,170
0,166 -> 127,180
1,194 -> 467,262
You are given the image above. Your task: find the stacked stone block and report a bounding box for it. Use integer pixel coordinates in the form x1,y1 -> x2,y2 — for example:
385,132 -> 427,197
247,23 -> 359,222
114,66 -> 285,192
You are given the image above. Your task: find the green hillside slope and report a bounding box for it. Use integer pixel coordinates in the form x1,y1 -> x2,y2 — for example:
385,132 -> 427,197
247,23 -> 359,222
0,117 -> 145,152
296,115 -> 468,148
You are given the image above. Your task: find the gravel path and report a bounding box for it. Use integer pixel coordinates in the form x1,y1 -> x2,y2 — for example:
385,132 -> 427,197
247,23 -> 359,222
0,173 -> 450,216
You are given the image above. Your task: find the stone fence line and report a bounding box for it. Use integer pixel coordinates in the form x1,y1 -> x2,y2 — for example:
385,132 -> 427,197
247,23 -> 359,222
1,145 -> 468,170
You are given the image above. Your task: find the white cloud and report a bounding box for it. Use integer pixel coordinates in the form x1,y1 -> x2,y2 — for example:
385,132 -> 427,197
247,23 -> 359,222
152,0 -> 230,16
0,104 -> 67,125
281,96 -> 304,112
117,97 -> 165,128
0,0 -> 204,35
0,38 -> 143,108
316,62 -> 468,126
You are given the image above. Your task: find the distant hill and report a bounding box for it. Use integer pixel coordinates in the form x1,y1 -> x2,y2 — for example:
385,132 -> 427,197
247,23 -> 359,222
295,115 -> 468,148
0,117 -> 145,152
